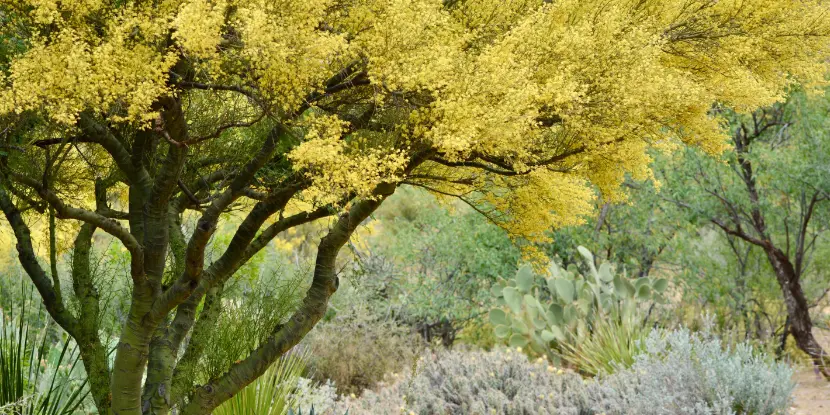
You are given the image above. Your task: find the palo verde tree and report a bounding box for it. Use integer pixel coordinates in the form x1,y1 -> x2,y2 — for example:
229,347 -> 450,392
1,1 -> 829,414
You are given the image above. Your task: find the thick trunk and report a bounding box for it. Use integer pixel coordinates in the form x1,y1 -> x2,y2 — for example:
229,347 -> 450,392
110,286 -> 157,415
141,327 -> 176,415
765,247 -> 829,378
79,342 -> 113,413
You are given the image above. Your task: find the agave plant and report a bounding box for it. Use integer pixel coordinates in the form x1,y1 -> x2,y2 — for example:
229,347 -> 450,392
0,286 -> 90,415
213,349 -> 308,415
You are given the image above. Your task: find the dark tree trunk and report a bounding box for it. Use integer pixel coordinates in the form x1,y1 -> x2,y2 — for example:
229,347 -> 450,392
765,247 -> 829,378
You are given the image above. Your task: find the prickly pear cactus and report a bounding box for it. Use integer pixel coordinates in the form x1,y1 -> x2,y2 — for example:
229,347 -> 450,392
488,246 -> 667,359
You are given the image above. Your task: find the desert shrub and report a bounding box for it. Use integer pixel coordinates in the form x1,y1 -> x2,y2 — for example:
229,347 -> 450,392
587,328 -> 795,415
288,378 -> 338,414
304,302 -> 422,395
353,188 -> 520,347
489,247 -> 665,372
343,347 -> 589,415
340,329 -> 794,415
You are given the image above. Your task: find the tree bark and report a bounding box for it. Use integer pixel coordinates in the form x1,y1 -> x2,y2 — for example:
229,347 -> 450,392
765,247 -> 829,378
180,195 -> 390,414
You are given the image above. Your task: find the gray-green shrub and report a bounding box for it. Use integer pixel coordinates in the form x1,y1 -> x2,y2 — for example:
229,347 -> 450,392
343,348 -> 589,415
587,328 -> 795,415
340,328 -> 794,415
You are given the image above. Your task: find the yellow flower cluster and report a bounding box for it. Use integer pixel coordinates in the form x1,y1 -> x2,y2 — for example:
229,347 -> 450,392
234,0 -> 350,111
1,1 -> 177,124
339,0 -> 466,92
173,0 -> 227,59
287,114 -> 408,206
1,0 -> 828,244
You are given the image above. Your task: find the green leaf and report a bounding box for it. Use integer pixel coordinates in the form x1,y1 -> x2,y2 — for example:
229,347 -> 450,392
541,330 -> 556,342
509,334 -> 529,348
551,325 -> 566,341
546,277 -> 557,294
532,315 -> 547,330
577,245 -> 594,263
548,304 -> 564,324
524,294 -> 539,319
577,298 -> 592,314
547,261 -> 562,278
623,279 -> 636,297
653,278 -> 668,292
489,309 -> 508,326
516,265 -> 534,292
554,278 -> 575,303
503,287 -> 522,313
578,287 -> 594,303
563,304 -> 576,324
494,325 -> 511,339
598,263 -> 614,282
613,276 -> 627,297
511,316 -> 529,334
637,284 -> 651,299
529,338 -> 546,355
490,283 -> 504,297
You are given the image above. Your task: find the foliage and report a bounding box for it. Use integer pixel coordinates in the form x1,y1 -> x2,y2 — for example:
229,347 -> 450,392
213,350 -> 307,415
193,270 -> 305,382
1,0 -> 829,413
2,0 -> 828,244
353,187 -> 520,345
557,311 -> 649,377
649,94 -> 830,372
588,328 -> 795,415
0,287 -> 89,415
287,378 -> 338,415
342,347 -> 588,415
489,246 -> 666,362
342,329 -> 794,415
304,296 -> 422,395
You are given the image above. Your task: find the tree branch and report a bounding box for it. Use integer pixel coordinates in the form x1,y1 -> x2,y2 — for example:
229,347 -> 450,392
0,182 -> 78,333
180,194 -> 388,414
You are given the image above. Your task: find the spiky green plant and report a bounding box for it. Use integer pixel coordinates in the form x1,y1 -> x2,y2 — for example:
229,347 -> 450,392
0,287 -> 90,415
213,350 -> 308,415
557,310 -> 649,376
488,246 -> 667,366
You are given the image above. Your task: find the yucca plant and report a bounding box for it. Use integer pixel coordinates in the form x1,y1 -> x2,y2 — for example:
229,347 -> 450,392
0,286 -> 90,415
557,310 -> 649,376
213,350 -> 308,415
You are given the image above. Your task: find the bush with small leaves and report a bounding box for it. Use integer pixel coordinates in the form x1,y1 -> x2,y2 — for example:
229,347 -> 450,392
338,328 -> 794,415
586,328 -> 795,415
303,303 -> 422,395
342,347 -> 589,415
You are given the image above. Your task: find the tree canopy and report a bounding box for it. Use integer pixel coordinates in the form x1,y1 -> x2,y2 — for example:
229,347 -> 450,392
0,1 -> 829,414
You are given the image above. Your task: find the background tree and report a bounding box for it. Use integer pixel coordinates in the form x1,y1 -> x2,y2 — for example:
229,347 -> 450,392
0,1 -> 828,414
657,96 -> 830,376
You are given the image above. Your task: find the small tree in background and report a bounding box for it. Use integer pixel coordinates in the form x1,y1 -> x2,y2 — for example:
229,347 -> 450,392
658,97 -> 830,377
